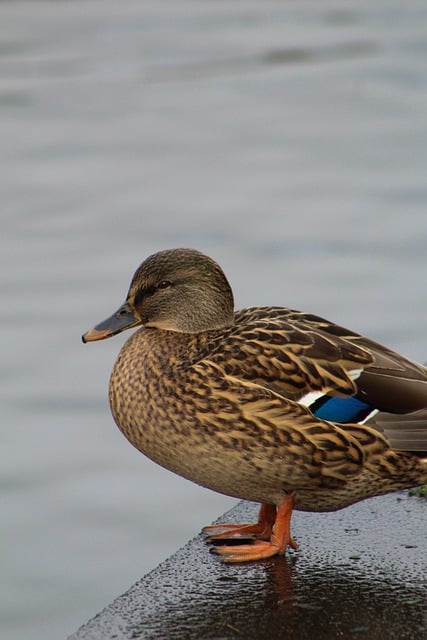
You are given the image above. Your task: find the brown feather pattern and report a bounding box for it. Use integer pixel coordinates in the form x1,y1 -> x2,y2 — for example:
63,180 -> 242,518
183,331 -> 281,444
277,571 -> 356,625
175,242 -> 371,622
83,248 -> 426,516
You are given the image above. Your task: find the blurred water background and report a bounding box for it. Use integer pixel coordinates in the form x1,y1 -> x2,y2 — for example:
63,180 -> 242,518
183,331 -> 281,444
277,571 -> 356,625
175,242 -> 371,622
1,2 -> 427,639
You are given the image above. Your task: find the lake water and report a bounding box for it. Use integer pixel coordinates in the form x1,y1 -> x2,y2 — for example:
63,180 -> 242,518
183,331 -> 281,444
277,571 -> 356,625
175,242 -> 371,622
1,2 -> 426,639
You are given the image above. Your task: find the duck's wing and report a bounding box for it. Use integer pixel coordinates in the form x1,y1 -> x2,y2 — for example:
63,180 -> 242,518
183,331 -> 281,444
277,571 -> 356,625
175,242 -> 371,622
214,307 -> 373,401
210,308 -> 427,449
287,308 -> 427,414
192,360 -> 388,490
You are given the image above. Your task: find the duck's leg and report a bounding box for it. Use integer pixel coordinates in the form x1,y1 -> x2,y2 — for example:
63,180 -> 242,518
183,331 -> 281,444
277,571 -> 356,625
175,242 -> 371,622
203,502 -> 276,541
210,494 -> 298,562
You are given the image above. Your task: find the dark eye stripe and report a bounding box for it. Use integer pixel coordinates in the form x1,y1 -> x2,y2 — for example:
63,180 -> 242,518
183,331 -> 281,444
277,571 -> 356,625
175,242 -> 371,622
134,285 -> 157,306
133,281 -> 172,306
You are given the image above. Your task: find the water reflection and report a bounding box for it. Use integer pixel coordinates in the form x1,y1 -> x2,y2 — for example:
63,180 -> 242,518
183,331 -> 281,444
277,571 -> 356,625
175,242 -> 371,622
85,506 -> 425,640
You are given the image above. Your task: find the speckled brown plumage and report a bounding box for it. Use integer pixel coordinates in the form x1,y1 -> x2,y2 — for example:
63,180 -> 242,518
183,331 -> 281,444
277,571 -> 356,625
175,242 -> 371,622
83,248 -> 427,561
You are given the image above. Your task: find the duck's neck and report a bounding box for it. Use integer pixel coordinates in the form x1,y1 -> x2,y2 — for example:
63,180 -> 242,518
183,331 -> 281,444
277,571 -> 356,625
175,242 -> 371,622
119,325 -> 224,372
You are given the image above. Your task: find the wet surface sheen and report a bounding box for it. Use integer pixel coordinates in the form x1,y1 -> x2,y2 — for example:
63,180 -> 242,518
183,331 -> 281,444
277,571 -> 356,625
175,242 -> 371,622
70,497 -> 426,640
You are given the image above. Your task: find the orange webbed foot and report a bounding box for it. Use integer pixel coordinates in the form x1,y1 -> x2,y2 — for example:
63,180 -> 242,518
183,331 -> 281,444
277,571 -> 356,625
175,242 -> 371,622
205,495 -> 297,563
203,503 -> 276,541
212,540 -> 283,562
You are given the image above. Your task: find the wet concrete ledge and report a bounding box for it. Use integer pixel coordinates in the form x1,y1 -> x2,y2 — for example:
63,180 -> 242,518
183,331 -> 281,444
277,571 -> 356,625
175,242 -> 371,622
69,494 -> 426,640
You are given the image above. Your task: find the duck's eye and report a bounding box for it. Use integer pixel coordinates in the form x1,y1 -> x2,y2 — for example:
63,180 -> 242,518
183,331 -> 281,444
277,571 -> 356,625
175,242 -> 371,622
157,280 -> 172,290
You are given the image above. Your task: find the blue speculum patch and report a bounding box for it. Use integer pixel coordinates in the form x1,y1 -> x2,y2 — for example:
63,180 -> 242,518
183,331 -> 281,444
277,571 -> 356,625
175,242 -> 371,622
310,395 -> 372,423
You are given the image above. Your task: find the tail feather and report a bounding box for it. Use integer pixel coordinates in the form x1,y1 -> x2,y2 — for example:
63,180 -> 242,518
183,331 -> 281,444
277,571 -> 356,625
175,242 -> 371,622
368,408 -> 427,454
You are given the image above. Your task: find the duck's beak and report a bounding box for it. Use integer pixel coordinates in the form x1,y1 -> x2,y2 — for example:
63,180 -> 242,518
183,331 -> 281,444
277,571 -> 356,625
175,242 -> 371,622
82,302 -> 141,343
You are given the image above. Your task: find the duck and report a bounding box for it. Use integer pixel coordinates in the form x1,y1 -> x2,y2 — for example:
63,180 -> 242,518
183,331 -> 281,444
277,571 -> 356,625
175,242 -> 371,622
83,248 -> 427,562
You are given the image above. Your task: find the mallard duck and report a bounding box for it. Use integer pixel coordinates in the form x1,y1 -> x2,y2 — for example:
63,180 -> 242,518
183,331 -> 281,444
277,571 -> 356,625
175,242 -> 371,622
83,248 -> 427,562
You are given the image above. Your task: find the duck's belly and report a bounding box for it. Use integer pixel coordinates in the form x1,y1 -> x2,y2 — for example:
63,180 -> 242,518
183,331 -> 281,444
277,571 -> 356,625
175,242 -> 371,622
293,471 -> 414,512
117,418 -> 292,505
110,394 -> 417,513
110,403 -> 412,512
108,361 -> 293,503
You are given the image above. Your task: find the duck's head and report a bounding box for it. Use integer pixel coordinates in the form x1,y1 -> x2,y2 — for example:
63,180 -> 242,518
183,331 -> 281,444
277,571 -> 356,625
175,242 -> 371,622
82,248 -> 235,342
